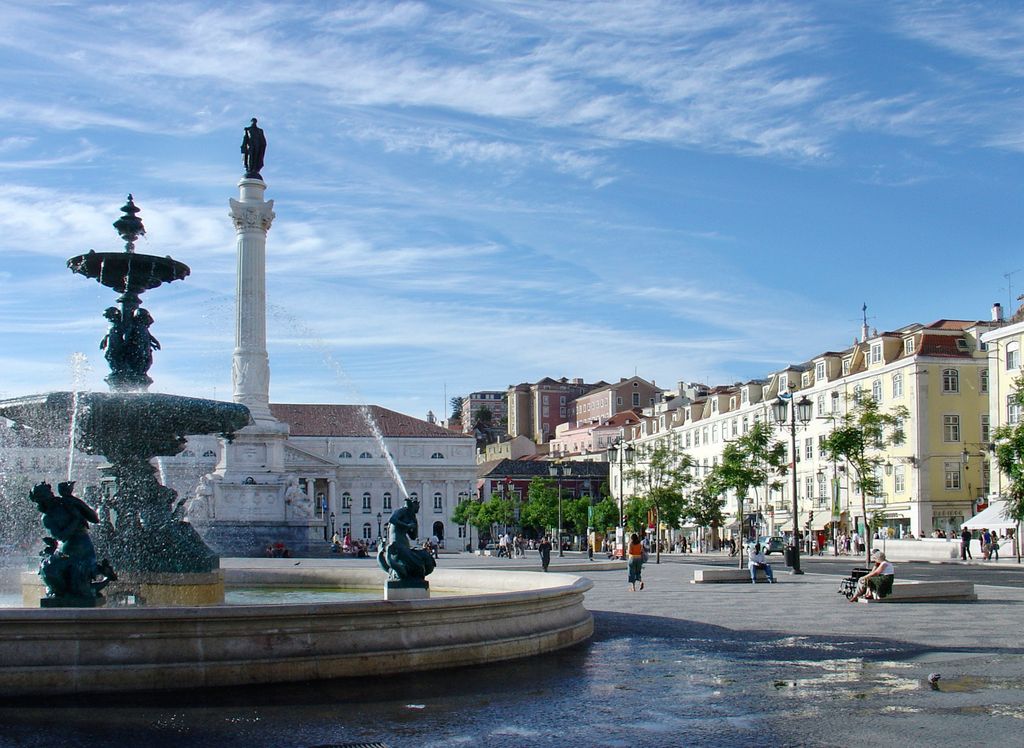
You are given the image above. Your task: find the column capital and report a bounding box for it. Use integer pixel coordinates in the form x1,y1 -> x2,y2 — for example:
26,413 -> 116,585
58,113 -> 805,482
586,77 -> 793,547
229,198 -> 275,233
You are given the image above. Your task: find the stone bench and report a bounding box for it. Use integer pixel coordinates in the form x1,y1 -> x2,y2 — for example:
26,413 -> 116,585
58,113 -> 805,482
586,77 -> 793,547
691,568 -> 775,584
859,580 -> 976,603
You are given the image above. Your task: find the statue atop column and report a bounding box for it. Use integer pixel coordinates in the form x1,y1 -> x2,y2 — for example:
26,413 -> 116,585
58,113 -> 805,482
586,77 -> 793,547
241,118 -> 267,180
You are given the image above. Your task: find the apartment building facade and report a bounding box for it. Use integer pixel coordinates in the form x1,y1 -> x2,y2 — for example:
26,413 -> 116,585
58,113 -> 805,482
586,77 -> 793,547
612,319 -> 996,541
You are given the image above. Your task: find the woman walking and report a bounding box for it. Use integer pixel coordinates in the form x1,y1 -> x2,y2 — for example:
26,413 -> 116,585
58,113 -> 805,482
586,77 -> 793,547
627,533 -> 646,591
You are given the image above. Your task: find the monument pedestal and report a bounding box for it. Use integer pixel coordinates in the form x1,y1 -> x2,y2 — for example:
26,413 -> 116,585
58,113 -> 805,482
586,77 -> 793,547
384,579 -> 430,601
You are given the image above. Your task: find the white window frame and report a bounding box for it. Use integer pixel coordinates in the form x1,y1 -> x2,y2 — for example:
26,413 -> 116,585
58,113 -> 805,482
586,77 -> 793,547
892,373 -> 903,399
944,462 -> 962,490
943,414 -> 960,442
942,368 -> 959,394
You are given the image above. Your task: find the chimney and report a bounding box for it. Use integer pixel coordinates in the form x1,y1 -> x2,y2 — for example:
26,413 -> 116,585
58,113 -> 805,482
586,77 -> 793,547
993,302 -> 1004,322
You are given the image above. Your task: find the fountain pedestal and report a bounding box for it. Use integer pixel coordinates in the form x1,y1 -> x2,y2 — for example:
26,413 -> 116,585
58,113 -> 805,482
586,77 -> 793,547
384,580 -> 430,601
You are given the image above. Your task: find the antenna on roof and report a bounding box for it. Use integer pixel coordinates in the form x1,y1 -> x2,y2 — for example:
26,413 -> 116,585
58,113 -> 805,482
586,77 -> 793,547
1005,269 -> 1023,312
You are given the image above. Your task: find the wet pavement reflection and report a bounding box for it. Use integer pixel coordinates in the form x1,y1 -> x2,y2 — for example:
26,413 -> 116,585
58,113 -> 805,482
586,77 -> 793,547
0,611 -> 1020,747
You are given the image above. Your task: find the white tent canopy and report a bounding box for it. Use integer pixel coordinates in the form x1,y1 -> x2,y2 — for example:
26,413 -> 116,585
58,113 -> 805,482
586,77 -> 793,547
961,499 -> 1019,530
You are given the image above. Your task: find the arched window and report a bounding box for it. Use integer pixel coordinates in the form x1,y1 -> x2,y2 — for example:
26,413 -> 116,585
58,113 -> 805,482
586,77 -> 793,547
430,452 -> 444,459
202,450 -> 216,458
383,492 -> 392,510
942,368 -> 959,393
341,491 -> 351,509
892,373 -> 903,398
341,522 -> 350,539
339,451 -> 353,459
362,492 -> 371,512
362,523 -> 373,540
872,379 -> 882,402
433,492 -> 443,511
359,451 -> 373,459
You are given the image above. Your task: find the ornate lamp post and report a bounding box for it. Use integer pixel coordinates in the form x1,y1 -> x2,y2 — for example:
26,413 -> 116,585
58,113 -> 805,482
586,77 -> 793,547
772,394 -> 813,574
607,440 -> 635,557
548,462 -> 572,557
376,511 -> 383,543
329,511 -> 336,539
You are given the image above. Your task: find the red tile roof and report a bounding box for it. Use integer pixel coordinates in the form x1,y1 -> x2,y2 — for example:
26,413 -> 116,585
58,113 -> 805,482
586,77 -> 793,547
268,404 -> 465,439
914,334 -> 971,358
924,320 -> 982,331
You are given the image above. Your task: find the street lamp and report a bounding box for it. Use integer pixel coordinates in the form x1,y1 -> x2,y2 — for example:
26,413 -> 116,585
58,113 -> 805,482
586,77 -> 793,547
607,440 -> 635,557
376,511 -> 383,543
548,462 -> 572,557
329,511 -> 336,539
772,394 -> 813,574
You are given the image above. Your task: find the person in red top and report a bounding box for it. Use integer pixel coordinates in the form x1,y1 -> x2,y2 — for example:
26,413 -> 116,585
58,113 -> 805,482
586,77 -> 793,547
627,533 -> 646,591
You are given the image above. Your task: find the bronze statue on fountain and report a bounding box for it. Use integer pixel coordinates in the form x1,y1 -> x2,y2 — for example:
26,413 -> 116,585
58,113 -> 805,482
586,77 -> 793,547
0,196 -> 252,602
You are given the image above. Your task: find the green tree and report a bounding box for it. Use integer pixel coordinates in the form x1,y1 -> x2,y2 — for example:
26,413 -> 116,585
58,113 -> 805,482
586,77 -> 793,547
589,496 -> 620,536
473,406 -> 493,424
993,376 -> 1024,546
821,395 -> 909,564
451,497 -> 481,548
449,396 -> 464,420
625,442 -> 694,561
703,421 -> 785,566
478,494 -> 514,538
685,481 -> 726,546
563,496 -> 591,536
521,477 -> 559,535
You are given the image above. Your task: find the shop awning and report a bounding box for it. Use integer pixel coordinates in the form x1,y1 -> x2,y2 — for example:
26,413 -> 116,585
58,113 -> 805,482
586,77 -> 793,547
961,500 -> 1019,530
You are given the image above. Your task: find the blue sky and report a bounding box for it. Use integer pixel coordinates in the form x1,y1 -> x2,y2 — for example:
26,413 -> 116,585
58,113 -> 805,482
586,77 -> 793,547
1,1 -> 1022,419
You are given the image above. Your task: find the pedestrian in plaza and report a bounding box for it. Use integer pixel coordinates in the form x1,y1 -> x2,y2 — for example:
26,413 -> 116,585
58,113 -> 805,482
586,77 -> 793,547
960,526 -> 973,560
991,531 -> 1001,561
627,533 -> 646,591
538,535 -> 552,572
849,549 -> 895,602
982,528 -> 992,560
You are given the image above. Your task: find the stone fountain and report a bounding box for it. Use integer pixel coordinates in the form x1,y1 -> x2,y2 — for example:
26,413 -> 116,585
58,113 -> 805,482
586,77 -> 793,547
0,125 -> 592,696
0,197 -> 251,605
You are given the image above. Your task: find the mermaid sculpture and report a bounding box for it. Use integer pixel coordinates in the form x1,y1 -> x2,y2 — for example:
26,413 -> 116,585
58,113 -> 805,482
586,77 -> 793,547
29,481 -> 117,607
377,496 -> 435,584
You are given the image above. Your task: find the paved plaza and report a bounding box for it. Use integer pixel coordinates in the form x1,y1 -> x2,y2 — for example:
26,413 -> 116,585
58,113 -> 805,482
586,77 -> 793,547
2,552 -> 1022,747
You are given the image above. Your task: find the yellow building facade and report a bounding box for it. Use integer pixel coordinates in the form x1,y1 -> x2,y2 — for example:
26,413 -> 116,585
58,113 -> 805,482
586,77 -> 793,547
616,319 -> 996,541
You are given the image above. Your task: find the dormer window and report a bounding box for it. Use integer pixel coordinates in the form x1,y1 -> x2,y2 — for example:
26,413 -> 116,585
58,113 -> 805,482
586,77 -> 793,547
956,338 -> 969,351
870,343 -> 882,364
815,362 -> 826,380
801,373 -> 810,387
904,337 -> 915,355
779,377 -> 788,393
842,359 -> 851,375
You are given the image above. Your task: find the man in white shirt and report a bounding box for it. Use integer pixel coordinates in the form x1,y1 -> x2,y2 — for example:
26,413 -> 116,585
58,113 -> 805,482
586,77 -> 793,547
748,543 -> 775,584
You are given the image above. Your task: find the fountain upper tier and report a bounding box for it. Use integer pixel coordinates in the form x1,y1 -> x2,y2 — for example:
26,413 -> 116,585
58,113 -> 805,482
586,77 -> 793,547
0,391 -> 250,458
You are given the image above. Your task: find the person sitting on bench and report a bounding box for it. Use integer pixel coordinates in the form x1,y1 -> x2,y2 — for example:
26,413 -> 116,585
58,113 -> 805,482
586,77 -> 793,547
748,543 -> 775,584
849,549 -> 895,602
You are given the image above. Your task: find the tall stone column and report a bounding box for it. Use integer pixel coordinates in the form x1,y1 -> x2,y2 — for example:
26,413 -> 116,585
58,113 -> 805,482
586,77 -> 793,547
230,179 -> 276,424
